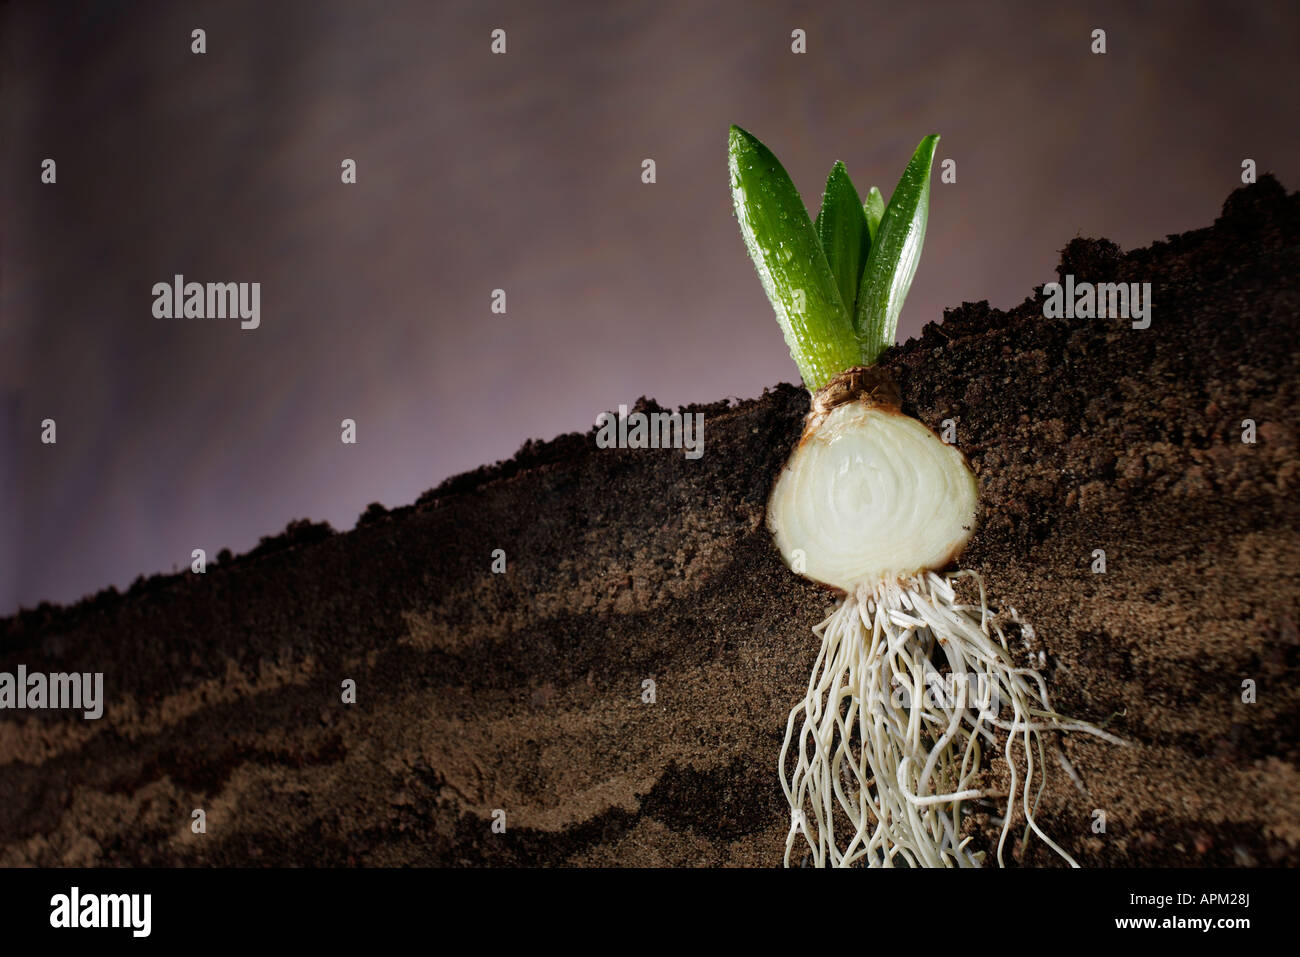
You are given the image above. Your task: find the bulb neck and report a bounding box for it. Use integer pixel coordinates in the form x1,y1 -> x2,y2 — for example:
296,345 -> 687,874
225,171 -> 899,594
805,366 -> 901,434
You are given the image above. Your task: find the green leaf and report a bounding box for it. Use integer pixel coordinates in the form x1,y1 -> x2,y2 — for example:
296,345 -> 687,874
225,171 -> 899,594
813,161 -> 870,324
855,135 -> 938,365
863,186 -> 885,246
728,125 -> 859,391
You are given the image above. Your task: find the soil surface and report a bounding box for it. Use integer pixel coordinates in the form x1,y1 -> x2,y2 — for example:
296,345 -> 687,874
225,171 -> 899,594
2,177 -> 1297,867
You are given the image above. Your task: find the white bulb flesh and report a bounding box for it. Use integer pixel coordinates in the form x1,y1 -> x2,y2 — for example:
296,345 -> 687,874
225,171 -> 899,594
768,401 -> 978,591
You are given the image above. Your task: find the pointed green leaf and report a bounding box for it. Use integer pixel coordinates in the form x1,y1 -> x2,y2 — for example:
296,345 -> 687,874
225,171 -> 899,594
863,186 -> 885,246
814,161 -> 871,323
855,135 -> 939,364
728,125 -> 859,391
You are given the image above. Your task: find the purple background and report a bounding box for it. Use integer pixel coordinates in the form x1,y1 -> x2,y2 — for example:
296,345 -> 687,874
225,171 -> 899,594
3,0 -> 1298,614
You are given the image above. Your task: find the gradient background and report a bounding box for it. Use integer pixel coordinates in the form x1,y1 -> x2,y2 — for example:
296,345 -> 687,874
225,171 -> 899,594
3,0 -> 1298,615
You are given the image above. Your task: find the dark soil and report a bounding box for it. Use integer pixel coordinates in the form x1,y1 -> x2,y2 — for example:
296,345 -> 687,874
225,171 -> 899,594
2,176 -> 1297,867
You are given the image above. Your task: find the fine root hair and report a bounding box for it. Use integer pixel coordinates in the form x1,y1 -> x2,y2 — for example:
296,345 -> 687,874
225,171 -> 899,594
779,570 -> 1124,867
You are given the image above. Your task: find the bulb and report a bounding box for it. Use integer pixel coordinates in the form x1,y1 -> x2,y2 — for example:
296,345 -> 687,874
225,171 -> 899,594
768,400 -> 978,591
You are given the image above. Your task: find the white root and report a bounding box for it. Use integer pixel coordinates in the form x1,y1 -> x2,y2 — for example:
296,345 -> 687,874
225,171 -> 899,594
778,569 -> 1123,868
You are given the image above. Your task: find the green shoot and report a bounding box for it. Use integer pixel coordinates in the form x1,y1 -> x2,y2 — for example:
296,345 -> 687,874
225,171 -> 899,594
728,127 -> 939,384
728,126 -> 860,392
855,135 -> 939,364
863,186 -> 885,246
813,161 -> 870,326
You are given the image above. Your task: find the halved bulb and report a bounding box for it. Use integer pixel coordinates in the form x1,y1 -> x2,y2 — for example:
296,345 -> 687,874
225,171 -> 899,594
768,400 -> 978,591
